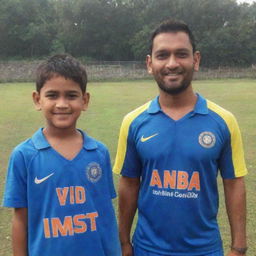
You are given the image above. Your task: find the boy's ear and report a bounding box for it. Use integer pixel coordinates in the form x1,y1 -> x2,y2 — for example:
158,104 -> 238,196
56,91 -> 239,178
82,92 -> 90,111
32,91 -> 41,111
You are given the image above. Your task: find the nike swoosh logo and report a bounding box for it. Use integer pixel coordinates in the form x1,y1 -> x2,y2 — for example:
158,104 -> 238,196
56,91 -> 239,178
34,173 -> 54,184
140,133 -> 158,142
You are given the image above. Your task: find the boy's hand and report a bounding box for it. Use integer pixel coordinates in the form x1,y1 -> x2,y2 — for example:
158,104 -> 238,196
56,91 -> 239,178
121,242 -> 133,256
226,251 -> 246,256
13,208 -> 28,256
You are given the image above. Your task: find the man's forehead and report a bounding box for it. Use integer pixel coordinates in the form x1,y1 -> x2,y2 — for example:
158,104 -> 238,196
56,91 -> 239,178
152,32 -> 192,50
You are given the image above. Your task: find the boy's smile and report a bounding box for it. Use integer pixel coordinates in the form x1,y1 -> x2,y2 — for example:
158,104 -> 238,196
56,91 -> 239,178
33,75 -> 89,132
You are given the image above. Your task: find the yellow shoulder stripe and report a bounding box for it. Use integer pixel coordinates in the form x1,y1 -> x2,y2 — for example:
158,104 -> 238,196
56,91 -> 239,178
113,101 -> 151,174
207,100 -> 247,177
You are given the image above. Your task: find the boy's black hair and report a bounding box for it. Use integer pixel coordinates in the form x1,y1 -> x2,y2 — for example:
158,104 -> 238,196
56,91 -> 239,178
149,19 -> 196,54
36,54 -> 87,93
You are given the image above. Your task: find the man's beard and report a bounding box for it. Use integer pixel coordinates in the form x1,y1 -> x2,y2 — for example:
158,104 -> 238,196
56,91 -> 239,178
157,78 -> 192,95
156,69 -> 194,95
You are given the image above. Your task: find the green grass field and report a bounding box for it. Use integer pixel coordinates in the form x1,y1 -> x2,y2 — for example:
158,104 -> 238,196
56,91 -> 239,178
0,79 -> 255,255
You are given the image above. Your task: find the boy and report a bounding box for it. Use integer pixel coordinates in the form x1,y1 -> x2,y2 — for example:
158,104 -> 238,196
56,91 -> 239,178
3,54 -> 121,256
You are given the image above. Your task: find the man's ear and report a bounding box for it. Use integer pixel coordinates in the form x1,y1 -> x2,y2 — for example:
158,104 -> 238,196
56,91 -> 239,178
193,51 -> 201,72
82,92 -> 90,111
146,54 -> 153,74
32,91 -> 41,111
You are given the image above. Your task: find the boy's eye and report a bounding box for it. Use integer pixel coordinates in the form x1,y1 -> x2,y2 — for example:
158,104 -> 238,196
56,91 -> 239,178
45,93 -> 57,99
67,94 -> 79,99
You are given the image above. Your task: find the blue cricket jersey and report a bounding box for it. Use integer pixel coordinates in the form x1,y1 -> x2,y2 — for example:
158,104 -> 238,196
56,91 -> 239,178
113,94 -> 247,255
3,128 -> 121,256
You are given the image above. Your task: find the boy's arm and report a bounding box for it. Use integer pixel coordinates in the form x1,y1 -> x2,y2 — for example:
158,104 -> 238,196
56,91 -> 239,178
118,176 -> 140,256
223,177 -> 247,256
12,208 -> 28,256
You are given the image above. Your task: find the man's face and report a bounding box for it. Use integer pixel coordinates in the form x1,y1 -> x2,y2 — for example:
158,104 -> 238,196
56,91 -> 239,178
146,32 -> 200,95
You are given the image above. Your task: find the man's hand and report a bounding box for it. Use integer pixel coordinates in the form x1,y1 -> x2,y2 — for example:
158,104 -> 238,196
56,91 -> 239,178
223,178 -> 247,256
118,177 -> 140,256
121,242 -> 133,256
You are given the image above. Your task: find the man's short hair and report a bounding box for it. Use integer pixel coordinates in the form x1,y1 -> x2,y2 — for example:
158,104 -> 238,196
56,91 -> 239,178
36,54 -> 87,93
150,19 -> 196,54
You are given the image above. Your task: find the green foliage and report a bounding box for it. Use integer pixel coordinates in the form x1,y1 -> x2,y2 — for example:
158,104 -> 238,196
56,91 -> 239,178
130,24 -> 152,59
0,0 -> 57,57
0,0 -> 256,66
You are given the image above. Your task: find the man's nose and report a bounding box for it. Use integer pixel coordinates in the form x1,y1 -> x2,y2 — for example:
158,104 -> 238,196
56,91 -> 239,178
166,55 -> 179,69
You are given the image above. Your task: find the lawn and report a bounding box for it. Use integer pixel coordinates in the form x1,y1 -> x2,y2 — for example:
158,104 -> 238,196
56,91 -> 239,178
0,79 -> 255,255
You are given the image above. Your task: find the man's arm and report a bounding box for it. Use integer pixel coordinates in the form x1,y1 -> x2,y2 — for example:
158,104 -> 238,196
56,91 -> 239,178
12,208 -> 28,256
118,176 -> 140,256
223,177 -> 247,256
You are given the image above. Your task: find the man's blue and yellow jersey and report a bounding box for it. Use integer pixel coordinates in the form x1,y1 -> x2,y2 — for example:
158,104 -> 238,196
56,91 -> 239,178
3,128 -> 121,256
113,94 -> 247,255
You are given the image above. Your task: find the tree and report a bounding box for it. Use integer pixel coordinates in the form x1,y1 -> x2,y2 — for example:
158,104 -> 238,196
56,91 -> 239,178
0,0 -> 57,58
0,0 -> 255,66
55,0 -> 137,60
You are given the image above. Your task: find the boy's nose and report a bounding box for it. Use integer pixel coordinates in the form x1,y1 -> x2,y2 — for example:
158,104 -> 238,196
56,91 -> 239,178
56,98 -> 69,108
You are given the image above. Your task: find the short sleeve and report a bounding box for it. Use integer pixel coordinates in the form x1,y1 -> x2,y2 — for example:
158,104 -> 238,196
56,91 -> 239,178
219,114 -> 247,179
2,149 -> 28,208
113,117 -> 142,177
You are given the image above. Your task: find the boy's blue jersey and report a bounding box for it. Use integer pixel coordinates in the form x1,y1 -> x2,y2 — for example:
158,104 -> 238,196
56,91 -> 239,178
3,128 -> 121,256
113,94 -> 247,255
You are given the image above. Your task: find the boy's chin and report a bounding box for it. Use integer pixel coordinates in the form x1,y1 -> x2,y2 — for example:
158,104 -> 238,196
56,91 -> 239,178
46,122 -> 76,130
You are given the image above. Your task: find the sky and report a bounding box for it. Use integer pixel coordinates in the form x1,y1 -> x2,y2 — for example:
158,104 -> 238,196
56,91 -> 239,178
237,0 -> 255,4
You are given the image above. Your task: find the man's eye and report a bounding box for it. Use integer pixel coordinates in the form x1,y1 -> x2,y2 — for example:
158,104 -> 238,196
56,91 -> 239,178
177,52 -> 188,58
156,53 -> 168,59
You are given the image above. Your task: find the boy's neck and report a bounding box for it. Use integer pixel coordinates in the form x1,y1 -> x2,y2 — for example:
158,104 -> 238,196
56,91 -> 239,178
43,126 -> 80,140
43,127 -> 84,160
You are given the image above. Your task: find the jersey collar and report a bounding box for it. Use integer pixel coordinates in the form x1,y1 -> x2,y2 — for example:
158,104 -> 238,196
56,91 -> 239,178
81,132 -> 98,151
147,94 -> 209,115
193,94 -> 209,115
147,96 -> 161,114
32,128 -> 98,150
32,128 -> 50,149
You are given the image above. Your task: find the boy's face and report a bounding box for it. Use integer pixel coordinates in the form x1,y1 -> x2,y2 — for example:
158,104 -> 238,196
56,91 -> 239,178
33,75 -> 89,131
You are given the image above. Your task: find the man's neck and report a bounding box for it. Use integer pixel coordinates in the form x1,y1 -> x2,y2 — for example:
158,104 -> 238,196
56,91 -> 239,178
158,86 -> 197,120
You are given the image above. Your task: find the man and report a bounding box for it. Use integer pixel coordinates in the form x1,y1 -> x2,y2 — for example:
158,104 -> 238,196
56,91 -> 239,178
113,19 -> 247,256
